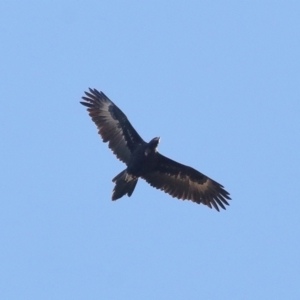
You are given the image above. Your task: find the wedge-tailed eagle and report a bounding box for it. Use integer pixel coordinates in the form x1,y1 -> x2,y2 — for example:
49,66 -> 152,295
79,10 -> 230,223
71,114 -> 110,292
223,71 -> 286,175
80,88 -> 231,211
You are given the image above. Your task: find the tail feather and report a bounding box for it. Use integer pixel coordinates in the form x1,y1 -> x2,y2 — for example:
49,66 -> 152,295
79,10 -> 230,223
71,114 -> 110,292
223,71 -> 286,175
112,170 -> 138,200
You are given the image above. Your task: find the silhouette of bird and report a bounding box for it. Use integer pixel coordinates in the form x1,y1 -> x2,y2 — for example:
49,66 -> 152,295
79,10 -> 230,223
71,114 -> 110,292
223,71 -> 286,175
80,88 -> 231,211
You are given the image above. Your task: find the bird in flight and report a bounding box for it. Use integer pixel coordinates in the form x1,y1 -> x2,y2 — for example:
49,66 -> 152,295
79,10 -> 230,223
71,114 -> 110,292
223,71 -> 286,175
80,88 -> 231,211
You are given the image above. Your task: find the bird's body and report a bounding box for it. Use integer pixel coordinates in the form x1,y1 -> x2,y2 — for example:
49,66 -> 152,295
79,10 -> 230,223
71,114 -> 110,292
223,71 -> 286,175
127,137 -> 159,176
81,88 -> 231,211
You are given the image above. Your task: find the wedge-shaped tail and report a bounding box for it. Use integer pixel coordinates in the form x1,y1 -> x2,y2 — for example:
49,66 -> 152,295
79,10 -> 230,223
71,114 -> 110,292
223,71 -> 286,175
112,170 -> 138,200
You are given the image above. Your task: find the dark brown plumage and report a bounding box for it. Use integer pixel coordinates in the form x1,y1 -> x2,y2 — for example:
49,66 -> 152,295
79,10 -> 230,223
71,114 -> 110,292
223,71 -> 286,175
81,88 -> 231,211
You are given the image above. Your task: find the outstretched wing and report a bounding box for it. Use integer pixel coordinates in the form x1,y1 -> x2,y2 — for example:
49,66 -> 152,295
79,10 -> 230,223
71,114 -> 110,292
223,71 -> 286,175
142,153 -> 231,211
80,88 -> 145,164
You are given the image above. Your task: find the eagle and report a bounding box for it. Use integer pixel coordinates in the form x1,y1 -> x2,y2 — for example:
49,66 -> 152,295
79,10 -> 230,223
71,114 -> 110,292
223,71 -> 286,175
80,88 -> 231,211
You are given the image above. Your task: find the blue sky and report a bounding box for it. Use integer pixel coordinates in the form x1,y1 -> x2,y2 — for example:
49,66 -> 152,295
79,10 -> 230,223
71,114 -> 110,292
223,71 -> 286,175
1,1 -> 300,299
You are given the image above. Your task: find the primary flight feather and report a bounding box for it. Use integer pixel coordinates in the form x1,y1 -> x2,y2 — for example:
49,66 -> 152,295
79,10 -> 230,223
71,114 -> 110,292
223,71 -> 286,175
80,88 -> 231,211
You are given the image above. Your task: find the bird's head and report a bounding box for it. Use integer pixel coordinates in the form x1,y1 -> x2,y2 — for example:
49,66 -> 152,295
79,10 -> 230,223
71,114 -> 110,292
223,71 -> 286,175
145,137 -> 160,155
150,137 -> 160,149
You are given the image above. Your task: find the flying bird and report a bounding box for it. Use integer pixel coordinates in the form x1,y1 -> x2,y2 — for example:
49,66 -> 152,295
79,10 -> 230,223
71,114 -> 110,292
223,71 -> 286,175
80,88 -> 231,211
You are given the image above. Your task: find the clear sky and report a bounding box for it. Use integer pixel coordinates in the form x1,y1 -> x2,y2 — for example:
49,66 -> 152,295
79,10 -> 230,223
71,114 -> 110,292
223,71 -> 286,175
1,1 -> 300,299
